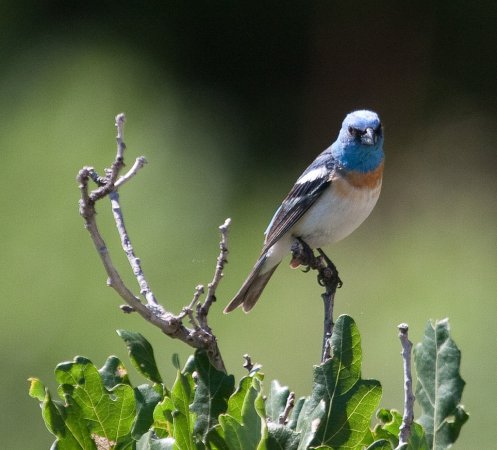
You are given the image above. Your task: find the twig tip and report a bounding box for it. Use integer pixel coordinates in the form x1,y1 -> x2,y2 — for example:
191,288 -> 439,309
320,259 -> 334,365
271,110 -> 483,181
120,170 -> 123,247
219,217 -> 232,231
243,354 -> 253,372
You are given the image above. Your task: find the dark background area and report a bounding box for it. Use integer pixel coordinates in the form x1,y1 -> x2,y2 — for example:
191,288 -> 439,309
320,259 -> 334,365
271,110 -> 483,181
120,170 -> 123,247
1,2 -> 495,448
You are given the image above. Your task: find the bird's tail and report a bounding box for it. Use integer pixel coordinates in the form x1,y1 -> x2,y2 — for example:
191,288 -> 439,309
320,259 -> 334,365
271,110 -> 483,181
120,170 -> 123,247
224,255 -> 280,313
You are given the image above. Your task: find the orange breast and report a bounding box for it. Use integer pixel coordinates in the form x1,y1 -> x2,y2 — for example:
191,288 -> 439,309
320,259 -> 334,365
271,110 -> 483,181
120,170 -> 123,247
343,162 -> 384,189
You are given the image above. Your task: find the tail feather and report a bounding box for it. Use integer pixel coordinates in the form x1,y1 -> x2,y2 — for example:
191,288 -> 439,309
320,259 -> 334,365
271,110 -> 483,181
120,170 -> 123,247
224,257 -> 280,313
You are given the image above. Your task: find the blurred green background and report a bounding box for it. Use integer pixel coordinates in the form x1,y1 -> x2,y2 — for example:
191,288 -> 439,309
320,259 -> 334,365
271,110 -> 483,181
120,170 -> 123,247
1,1 -> 496,448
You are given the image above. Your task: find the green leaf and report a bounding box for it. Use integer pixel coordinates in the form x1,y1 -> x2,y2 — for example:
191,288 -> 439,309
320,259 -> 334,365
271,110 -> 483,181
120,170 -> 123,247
117,329 -> 163,384
218,415 -> 248,449
183,355 -> 196,375
132,384 -> 164,439
370,408 -> 401,447
99,356 -> 131,389
136,430 -> 176,449
41,388 -> 67,438
172,353 -> 181,370
62,399 -> 98,449
321,379 -> 382,446
265,380 -> 290,423
296,315 -> 382,449
29,375 -> 96,449
239,376 -> 265,449
377,408 -> 402,437
190,350 -> 235,439
208,374 -> 267,450
266,423 -> 300,450
55,356 -> 136,444
226,376 -> 253,422
371,408 -> 429,450
365,439 -> 393,450
170,367 -> 196,450
296,400 -> 326,450
205,424 -> 229,450
409,422 -> 429,450
151,364 -> 196,447
414,318 -> 469,449
286,396 -> 305,431
171,366 -> 195,419
28,377 -> 46,401
173,411 -> 196,450
254,381 -> 269,450
153,396 -> 175,438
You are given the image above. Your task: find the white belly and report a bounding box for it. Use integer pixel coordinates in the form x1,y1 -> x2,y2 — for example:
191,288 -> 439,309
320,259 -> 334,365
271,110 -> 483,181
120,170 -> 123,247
261,178 -> 382,273
291,181 -> 381,248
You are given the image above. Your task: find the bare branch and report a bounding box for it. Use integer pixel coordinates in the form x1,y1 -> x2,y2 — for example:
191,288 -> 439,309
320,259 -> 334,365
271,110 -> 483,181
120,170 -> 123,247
197,218 -> 231,330
115,112 -> 126,160
290,238 -> 342,362
77,113 -> 228,372
108,189 -> 161,309
178,285 -> 205,328
115,156 -> 147,188
179,285 -> 205,319
397,323 -> 415,448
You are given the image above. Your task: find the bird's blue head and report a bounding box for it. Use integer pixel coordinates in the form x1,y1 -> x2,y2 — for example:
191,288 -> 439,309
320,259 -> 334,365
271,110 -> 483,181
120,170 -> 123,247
332,110 -> 384,173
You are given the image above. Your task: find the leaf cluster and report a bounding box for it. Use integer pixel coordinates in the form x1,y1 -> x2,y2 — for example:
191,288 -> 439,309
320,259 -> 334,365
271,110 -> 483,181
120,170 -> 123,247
29,316 -> 467,449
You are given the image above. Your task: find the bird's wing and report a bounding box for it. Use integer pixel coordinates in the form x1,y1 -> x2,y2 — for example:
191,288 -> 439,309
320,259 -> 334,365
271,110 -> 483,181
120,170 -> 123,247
262,152 -> 339,253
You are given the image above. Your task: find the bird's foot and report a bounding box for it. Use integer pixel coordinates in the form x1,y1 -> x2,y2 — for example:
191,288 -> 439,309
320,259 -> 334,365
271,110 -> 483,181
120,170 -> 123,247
316,248 -> 342,289
290,240 -> 342,289
290,238 -> 315,270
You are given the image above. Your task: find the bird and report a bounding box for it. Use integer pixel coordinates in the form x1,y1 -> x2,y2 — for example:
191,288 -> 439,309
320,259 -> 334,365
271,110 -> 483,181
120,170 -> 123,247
224,110 -> 384,313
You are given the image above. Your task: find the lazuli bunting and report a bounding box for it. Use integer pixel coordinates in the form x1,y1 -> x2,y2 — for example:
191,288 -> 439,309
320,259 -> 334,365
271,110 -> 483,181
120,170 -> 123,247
224,110 -> 384,313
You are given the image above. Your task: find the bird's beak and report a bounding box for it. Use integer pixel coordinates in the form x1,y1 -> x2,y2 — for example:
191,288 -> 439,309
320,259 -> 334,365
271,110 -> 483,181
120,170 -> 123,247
362,127 -> 377,145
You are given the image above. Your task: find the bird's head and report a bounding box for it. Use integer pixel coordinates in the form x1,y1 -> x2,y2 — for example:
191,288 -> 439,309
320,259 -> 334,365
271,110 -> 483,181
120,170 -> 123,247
334,110 -> 384,172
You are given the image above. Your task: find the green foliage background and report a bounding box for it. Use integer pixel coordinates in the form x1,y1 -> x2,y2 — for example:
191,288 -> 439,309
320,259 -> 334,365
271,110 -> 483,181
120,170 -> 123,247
0,2 -> 495,448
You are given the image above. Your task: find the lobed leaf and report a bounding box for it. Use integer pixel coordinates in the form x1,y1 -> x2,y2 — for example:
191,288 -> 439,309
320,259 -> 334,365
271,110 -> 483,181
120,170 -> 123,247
190,350 -> 235,439
368,408 -> 429,450
99,356 -> 131,389
267,422 -> 300,450
117,329 -> 163,384
206,373 -> 268,450
132,384 -> 163,439
296,315 -> 382,449
414,319 -> 468,449
55,356 -> 135,445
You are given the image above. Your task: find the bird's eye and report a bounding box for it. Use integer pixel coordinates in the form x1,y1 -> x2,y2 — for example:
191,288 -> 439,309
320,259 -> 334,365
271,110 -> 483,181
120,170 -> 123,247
348,126 -> 356,135
375,122 -> 382,133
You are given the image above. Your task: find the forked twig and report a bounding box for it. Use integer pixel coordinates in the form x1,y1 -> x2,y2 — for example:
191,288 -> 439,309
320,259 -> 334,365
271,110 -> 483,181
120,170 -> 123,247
77,113 -> 227,372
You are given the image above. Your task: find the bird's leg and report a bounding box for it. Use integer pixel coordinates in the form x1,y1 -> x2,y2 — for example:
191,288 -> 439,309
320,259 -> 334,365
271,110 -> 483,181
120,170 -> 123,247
290,237 -> 315,271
